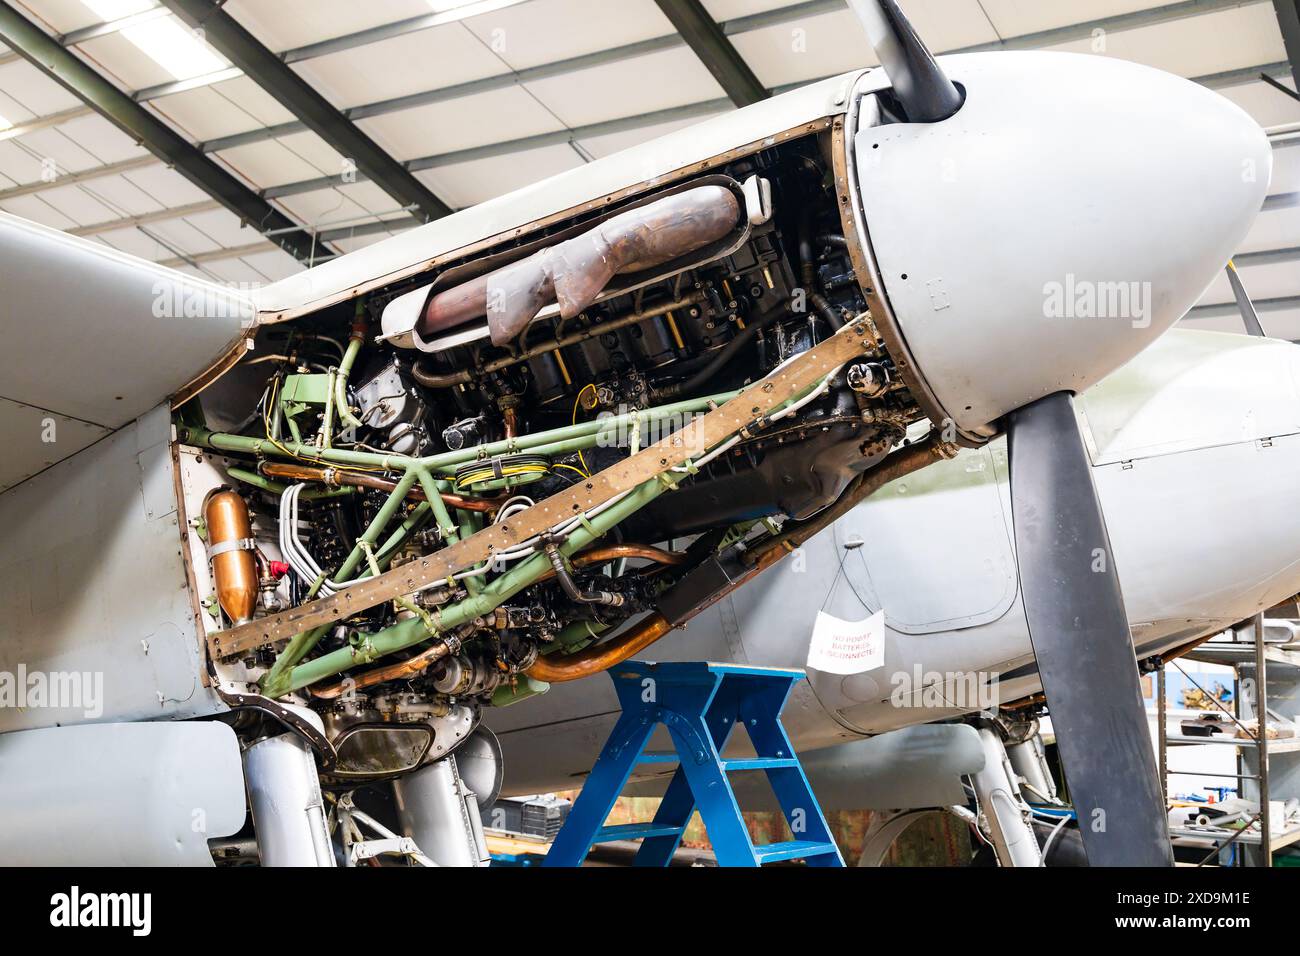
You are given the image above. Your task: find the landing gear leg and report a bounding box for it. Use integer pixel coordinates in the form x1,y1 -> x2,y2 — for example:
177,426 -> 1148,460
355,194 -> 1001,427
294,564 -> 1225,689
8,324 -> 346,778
392,755 -> 490,867
244,728 -> 335,867
969,725 -> 1044,867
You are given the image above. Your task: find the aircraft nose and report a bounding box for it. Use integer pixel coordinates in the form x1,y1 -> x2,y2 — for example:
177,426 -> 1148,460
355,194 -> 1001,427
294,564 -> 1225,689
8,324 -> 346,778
853,51 -> 1272,437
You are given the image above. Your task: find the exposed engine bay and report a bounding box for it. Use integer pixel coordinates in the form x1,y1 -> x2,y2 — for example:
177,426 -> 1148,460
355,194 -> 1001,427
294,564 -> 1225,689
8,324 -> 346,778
173,130 -> 939,800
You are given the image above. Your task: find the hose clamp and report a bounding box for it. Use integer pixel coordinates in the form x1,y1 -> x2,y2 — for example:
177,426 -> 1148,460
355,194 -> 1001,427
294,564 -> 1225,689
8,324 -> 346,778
208,537 -> 256,559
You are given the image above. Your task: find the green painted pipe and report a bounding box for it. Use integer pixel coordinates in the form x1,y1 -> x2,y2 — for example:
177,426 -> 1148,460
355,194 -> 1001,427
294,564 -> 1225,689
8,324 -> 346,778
270,477 -> 668,695
176,388 -> 740,475
226,467 -> 353,500
334,332 -> 364,431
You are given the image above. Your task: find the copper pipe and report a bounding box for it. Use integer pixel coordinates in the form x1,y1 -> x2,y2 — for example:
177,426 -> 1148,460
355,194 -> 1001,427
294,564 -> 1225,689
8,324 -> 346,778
205,490 -> 258,625
525,613 -> 674,684
534,544 -> 686,583
418,185 -> 741,345
259,462 -> 498,513
310,640 -> 453,699
576,544 -> 685,567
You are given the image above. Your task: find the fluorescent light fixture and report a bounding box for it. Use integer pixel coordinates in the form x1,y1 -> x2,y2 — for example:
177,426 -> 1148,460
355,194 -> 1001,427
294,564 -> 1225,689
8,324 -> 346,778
80,1 -> 228,81
0,113 -> 11,132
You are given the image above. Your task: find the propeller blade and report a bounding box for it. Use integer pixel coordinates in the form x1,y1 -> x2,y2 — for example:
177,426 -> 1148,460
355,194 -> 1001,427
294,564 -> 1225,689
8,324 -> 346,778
1007,391 -> 1173,867
847,0 -> 963,122
1225,261 -> 1266,337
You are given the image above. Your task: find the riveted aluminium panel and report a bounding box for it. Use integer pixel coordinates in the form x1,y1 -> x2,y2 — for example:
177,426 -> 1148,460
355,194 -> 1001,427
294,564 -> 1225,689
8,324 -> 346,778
0,403 -> 227,732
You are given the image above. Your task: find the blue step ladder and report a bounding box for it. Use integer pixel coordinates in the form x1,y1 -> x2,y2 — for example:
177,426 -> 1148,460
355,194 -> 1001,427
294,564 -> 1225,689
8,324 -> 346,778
543,660 -> 844,867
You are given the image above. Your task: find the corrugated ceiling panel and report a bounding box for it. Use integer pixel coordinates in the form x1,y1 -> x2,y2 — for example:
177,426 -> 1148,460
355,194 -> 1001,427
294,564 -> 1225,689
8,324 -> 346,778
213,137 -> 335,189
329,232 -> 393,254
1182,308 -> 1300,339
730,8 -> 873,87
225,0 -> 434,53
0,138 -> 46,184
76,172 -> 165,217
901,0 -> 1002,52
94,224 -> 173,261
11,126 -> 101,172
1238,202 -> 1300,253
118,162 -> 208,205
147,83 -> 272,143
576,108 -> 728,159
321,215 -> 414,246
272,129 -> 347,176
273,188 -> 377,230
236,246 -> 305,281
0,59 -> 85,115
291,23 -> 506,111
0,193 -> 76,228
1218,77 -> 1300,129
181,205 -> 264,248
202,74 -> 300,128
979,0 -> 1178,38
462,0 -> 673,71
1039,4 -> 1286,78
524,46 -> 723,128
31,180 -> 117,223
202,255 -> 274,284
336,179 -> 406,214
356,85 -> 566,161
146,214 -> 223,255
0,85 -> 36,125
1269,144 -> 1300,195
414,141 -> 580,208
1200,259 -> 1300,303
53,113 -> 149,163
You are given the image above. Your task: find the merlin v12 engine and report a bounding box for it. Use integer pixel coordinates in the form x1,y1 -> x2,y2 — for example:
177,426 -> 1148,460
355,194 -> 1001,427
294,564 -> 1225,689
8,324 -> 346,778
179,130 -> 922,788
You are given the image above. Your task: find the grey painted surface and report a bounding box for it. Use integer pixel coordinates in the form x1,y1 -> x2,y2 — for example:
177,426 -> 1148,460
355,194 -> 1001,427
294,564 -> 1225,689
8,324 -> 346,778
0,211 -> 250,492
0,403 -> 226,732
0,720 -> 245,865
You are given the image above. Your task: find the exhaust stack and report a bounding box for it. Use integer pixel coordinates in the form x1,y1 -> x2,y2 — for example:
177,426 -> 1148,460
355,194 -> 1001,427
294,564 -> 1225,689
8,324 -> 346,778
416,184 -> 741,346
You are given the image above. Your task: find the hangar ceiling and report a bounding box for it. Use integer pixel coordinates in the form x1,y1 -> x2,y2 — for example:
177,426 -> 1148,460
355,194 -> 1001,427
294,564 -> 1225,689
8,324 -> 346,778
0,0 -> 1296,335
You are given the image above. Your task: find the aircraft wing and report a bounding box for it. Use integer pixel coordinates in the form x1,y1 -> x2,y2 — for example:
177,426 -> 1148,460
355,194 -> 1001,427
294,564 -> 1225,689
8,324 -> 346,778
0,211 -> 252,493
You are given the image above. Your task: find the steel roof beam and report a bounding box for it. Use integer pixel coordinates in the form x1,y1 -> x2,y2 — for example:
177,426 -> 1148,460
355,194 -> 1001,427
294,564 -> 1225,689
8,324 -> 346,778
1273,1 -> 1300,85
653,0 -> 767,107
0,1 -> 320,261
160,0 -> 451,222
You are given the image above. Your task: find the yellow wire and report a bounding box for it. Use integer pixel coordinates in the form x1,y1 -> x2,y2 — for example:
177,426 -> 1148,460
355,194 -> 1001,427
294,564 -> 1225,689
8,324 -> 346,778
572,383 -> 597,477
261,371 -> 390,475
553,463 -> 588,481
